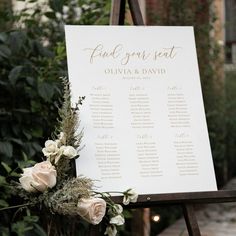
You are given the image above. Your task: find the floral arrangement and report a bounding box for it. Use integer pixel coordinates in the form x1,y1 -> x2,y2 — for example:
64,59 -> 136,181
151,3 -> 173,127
11,78 -> 138,235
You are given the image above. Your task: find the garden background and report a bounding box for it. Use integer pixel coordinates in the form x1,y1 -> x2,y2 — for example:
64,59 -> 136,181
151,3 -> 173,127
0,0 -> 236,235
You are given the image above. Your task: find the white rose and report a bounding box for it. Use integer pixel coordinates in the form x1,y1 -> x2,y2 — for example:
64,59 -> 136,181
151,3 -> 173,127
104,225 -> 117,236
123,189 -> 138,205
113,204 -> 123,214
19,161 -> 57,192
109,215 -> 125,226
61,145 -> 77,159
108,204 -> 123,216
42,140 -> 60,158
77,198 -> 106,225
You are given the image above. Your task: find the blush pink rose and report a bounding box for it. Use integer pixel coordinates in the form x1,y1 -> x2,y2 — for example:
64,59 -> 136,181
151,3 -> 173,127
77,197 -> 106,225
19,161 -> 57,192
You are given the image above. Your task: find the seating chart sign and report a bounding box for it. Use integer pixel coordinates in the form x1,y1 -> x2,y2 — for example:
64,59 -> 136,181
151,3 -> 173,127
65,26 -> 217,195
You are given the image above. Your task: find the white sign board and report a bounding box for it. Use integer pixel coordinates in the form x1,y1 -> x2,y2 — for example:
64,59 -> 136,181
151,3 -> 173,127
65,26 -> 217,195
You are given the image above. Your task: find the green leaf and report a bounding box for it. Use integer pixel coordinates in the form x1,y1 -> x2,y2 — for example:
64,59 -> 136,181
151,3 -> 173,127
0,176 -> 7,185
32,142 -> 42,152
8,66 -> 23,85
38,82 -> 54,101
8,138 -> 23,146
0,32 -> 7,43
33,224 -> 47,236
23,142 -> 36,157
0,44 -> 11,58
13,108 -> 30,113
1,162 -> 12,173
49,0 -> 64,12
0,199 -> 9,208
8,31 -> 26,54
31,127 -> 43,138
45,11 -> 56,19
23,130 -> 32,140
26,76 -> 35,86
24,215 -> 39,223
0,141 -> 13,157
12,221 -> 33,235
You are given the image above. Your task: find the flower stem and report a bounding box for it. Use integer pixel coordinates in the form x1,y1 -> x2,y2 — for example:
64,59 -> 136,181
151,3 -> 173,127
0,203 -> 35,211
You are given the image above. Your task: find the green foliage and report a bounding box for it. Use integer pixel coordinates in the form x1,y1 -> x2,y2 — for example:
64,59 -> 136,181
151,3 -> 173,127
148,1 -> 229,234
225,70 -> 236,178
148,0 -> 226,185
0,0 -> 110,235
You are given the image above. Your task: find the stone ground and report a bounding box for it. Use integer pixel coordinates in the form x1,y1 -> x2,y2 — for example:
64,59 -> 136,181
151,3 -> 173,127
159,178 -> 236,236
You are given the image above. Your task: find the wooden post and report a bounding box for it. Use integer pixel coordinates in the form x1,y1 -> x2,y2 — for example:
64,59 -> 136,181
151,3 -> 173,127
89,225 -> 100,236
110,0 -> 126,25
128,0 -> 145,25
182,204 -> 201,236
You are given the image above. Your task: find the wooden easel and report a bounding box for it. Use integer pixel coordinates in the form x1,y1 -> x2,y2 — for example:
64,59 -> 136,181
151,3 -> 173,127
107,0 -> 236,235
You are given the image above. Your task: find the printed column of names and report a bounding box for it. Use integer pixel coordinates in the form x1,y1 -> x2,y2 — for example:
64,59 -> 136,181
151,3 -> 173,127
136,135 -> 163,178
94,135 -> 121,180
89,87 -> 121,179
129,86 -> 163,178
167,86 -> 199,176
89,87 -> 114,128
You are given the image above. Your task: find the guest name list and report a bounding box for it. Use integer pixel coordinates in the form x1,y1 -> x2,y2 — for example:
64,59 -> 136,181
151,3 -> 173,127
65,26 -> 217,195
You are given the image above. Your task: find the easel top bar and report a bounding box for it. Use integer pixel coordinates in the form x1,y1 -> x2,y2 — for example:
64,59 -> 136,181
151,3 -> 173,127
112,190 -> 236,207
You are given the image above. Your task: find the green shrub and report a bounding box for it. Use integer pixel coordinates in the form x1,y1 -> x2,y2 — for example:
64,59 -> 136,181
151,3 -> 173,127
0,0 -> 110,235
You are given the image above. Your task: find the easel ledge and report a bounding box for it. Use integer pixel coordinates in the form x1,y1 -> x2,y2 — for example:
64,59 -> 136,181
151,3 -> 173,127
112,190 -> 236,207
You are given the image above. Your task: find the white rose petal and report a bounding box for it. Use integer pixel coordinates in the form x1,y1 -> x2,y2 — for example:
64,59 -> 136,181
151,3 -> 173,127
62,145 -> 77,159
104,225 -> 117,236
123,189 -> 138,205
42,140 -> 59,159
108,204 -> 123,216
77,198 -> 106,225
109,215 -> 125,226
128,189 -> 138,203
19,161 -> 57,193
19,167 -> 38,192
113,204 -> 123,215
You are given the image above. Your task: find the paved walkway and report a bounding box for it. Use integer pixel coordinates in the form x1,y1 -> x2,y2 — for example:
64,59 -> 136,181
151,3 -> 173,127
159,179 -> 236,236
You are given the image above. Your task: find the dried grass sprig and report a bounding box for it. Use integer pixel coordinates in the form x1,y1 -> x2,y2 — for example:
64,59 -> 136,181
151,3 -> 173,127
56,77 -> 84,149
47,176 -> 93,216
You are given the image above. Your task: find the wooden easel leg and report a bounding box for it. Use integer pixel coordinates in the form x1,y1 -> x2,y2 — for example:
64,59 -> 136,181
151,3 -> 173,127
182,204 -> 201,236
110,0 -> 126,25
89,224 -> 100,236
127,0 -> 145,25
